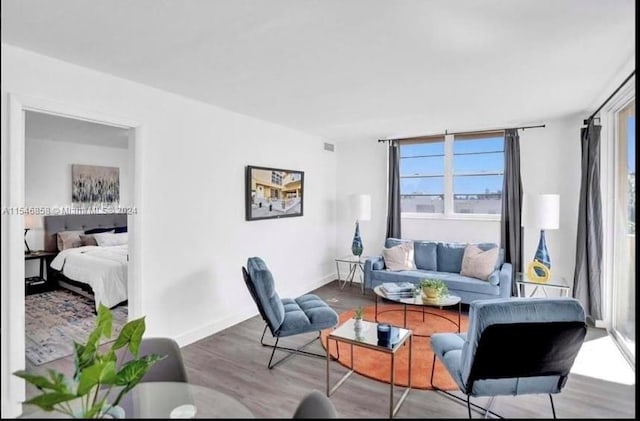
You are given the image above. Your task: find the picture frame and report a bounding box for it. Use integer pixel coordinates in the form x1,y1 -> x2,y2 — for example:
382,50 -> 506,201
245,165 -> 304,221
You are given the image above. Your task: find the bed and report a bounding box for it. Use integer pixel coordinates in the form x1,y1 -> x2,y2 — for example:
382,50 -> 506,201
44,214 -> 128,310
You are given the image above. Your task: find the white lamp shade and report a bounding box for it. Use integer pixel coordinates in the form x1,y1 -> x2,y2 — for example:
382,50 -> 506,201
24,214 -> 43,229
349,194 -> 371,222
522,194 -> 560,229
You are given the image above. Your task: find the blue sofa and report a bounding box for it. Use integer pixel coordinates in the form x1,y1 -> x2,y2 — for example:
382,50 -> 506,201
364,238 -> 512,304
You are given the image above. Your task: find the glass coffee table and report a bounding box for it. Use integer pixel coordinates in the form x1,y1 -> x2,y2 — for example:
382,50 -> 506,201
326,318 -> 412,418
373,285 -> 462,337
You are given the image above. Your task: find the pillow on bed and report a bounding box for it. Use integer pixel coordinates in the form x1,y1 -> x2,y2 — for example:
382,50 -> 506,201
57,230 -> 84,250
93,232 -> 128,247
114,226 -> 127,233
80,231 -> 114,246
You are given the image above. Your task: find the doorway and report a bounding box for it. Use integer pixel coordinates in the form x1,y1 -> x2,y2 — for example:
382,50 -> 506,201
2,94 -> 143,418
23,111 -> 133,384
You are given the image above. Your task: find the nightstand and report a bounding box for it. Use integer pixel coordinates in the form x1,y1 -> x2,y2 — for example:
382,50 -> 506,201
25,250 -> 58,294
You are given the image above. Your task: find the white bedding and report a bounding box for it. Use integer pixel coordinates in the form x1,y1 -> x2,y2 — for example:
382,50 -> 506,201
50,245 -> 128,310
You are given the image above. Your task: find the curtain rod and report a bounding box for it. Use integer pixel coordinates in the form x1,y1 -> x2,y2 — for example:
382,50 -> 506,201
377,124 -> 546,143
584,70 -> 636,125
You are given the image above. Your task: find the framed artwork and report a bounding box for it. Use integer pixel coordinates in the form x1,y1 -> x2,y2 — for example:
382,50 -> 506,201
245,165 -> 304,221
72,164 -> 120,204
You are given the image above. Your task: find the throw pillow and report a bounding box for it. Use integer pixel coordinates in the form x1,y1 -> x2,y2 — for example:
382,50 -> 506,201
382,243 -> 416,271
94,232 -> 128,247
460,245 -> 499,281
56,230 -> 84,251
80,230 -> 114,246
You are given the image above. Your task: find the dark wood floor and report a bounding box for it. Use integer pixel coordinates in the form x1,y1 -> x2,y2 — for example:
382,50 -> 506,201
23,281 -> 635,418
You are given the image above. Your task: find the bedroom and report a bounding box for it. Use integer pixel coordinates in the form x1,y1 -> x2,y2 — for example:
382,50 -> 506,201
1,0 -> 635,418
23,111 -> 134,367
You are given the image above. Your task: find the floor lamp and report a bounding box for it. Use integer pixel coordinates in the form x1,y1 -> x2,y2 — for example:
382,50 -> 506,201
349,194 -> 371,258
522,194 -> 560,282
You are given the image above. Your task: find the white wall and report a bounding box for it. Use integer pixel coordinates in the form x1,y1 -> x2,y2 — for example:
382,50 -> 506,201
520,114 -> 583,295
24,138 -> 130,254
1,44 -> 338,414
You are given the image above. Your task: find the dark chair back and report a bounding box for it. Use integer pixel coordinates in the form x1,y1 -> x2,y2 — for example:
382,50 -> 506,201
119,337 -> 188,383
293,390 -> 338,418
460,297 -> 587,394
467,320 -> 586,390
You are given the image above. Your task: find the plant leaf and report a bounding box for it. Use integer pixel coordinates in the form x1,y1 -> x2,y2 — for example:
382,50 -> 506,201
13,371 -> 58,391
77,360 -> 117,395
86,304 -> 113,349
23,392 -> 77,411
114,354 -> 164,390
112,317 -> 145,357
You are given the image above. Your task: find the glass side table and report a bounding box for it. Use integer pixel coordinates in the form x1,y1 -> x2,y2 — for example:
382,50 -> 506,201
335,255 -> 368,294
516,272 -> 571,298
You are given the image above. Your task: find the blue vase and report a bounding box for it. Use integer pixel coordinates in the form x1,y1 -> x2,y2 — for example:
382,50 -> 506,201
351,221 -> 363,257
533,230 -> 551,276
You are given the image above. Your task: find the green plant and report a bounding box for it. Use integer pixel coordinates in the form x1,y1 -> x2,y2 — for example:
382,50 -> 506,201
354,306 -> 364,320
14,304 -> 164,418
419,278 -> 448,298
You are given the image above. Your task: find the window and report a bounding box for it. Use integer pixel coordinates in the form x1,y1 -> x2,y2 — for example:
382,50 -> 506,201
399,132 -> 504,217
399,137 -> 445,213
611,99 -> 635,366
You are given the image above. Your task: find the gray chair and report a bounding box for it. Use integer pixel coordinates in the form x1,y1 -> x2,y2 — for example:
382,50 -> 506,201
119,337 -> 188,383
430,297 -> 587,418
293,390 -> 338,418
242,257 -> 339,369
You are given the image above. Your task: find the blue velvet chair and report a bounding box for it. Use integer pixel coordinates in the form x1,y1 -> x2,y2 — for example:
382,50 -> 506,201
430,297 -> 587,418
243,257 -> 339,369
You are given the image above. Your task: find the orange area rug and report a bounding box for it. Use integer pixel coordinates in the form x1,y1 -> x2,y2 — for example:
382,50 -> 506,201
321,303 -> 468,390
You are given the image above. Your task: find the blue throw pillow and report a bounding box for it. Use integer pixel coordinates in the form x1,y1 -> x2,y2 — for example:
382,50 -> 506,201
114,226 -> 127,233
413,241 -> 438,271
436,242 -> 467,273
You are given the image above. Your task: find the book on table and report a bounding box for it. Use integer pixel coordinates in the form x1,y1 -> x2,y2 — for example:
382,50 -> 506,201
381,282 -> 415,297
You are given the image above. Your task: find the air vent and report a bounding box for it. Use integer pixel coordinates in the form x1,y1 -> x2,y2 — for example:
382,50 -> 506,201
323,142 -> 335,152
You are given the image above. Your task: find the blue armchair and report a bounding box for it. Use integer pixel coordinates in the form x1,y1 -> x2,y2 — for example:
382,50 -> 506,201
242,257 -> 339,369
430,297 -> 587,418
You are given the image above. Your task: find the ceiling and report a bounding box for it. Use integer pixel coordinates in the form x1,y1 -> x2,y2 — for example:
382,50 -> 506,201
26,111 -> 130,149
2,0 -> 635,142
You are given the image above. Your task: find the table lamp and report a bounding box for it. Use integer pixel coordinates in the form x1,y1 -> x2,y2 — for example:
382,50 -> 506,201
522,194 -> 559,282
349,194 -> 371,258
24,214 -> 43,254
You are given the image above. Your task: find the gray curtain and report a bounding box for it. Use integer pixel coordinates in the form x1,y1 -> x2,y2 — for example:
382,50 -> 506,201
500,129 -> 522,296
386,142 -> 401,239
573,121 -> 603,321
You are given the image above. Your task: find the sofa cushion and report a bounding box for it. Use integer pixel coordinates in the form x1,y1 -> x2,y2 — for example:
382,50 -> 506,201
437,242 -> 467,273
414,241 -> 438,271
460,245 -> 499,281
477,243 -> 503,270
382,244 -> 416,271
369,270 -> 500,296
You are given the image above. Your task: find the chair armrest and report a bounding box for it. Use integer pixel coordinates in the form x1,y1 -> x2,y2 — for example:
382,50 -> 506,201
498,262 -> 513,298
364,256 -> 385,290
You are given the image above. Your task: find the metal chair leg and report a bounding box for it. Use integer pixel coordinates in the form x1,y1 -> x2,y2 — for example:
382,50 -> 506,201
549,394 -> 556,419
259,325 -> 327,369
467,395 -> 472,418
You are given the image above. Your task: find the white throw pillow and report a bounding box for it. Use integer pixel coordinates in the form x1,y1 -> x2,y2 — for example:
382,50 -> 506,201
460,244 -> 499,281
93,232 -> 128,247
382,243 -> 416,271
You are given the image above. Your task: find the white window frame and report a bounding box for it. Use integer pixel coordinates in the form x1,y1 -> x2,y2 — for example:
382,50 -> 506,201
401,134 -> 503,221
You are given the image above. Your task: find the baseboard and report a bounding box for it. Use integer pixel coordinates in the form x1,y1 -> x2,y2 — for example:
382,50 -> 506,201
174,272 -> 338,348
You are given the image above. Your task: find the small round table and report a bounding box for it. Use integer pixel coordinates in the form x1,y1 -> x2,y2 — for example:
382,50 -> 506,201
373,285 -> 462,337
21,382 -> 254,419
